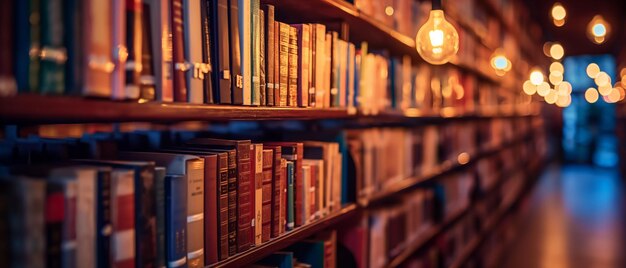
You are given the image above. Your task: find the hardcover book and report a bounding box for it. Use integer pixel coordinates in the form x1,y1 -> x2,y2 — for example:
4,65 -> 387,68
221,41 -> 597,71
140,3 -> 157,102
83,0 -> 113,97
286,160 -> 295,230
125,0 -> 143,100
183,0 -> 206,104
251,144 -> 264,245
209,0 -> 232,104
260,149 -> 274,242
111,0 -> 126,99
200,0 -> 214,104
111,169 -> 136,268
259,9 -> 266,106
228,0 -> 244,105
287,26 -> 299,107
171,0 -> 188,102
277,23 -> 290,106
165,174 -> 188,268
238,0 -> 252,105
251,0 -> 261,105
291,24 -> 310,107
261,5 -> 275,106
39,0 -> 66,94
146,0 -> 174,102
265,142 -> 304,227
313,24 -> 326,107
263,145 -> 282,237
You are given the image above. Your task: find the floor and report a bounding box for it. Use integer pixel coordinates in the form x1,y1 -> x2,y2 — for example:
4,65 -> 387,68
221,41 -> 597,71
502,165 -> 626,268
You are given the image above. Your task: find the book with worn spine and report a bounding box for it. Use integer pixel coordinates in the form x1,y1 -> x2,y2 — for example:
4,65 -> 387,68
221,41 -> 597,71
287,26 -> 299,107
260,148 -> 274,242
277,22 -> 290,106
291,24 -> 310,107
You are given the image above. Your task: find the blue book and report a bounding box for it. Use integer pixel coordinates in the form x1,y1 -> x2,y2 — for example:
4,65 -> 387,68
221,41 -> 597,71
166,174 -> 188,268
258,252 -> 294,268
286,161 -> 295,231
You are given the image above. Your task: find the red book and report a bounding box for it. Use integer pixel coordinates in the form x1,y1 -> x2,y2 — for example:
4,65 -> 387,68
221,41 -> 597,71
263,145 -> 282,237
111,169 -> 136,268
265,142 -> 304,227
204,154 -> 219,264
170,0 -> 187,101
260,149 -> 274,242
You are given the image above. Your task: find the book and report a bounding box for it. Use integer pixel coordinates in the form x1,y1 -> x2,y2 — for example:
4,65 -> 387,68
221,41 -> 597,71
313,24 -> 326,107
165,174 -> 188,268
260,149 -> 273,242
329,32 -> 338,107
45,178 -> 65,267
251,0 -> 261,105
265,142 -> 304,227
111,169 -> 136,268
239,0 -> 252,105
292,24 -> 310,107
347,43 -> 356,108
323,33 -> 332,108
8,177 -> 46,267
287,26 -> 299,107
146,0 -> 174,102
203,154 -> 219,264
273,21 -> 280,106
228,0 -> 243,105
171,0 -> 188,102
48,170 -> 78,268
200,0 -> 214,104
303,159 -> 323,219
117,151 -> 205,268
111,0 -> 126,100
261,5 -> 275,106
184,0 -> 206,104
39,0 -> 66,94
251,144 -> 264,245
286,161 -> 295,230
263,145 -> 282,237
301,164 -> 311,224
125,0 -> 143,100
83,0 -> 113,97
186,138 -> 252,252
139,2 -> 157,102
209,0 -> 232,104
259,9 -> 266,106
277,22 -> 290,106
62,0 -> 83,95
155,166 -> 167,268
94,168 -> 113,268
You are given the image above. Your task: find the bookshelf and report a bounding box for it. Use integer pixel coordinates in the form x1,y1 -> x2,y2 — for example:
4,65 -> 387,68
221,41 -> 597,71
1,0 -> 547,267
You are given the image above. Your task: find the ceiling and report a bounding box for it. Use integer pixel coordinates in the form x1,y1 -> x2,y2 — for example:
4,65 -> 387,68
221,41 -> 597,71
525,0 -> 626,58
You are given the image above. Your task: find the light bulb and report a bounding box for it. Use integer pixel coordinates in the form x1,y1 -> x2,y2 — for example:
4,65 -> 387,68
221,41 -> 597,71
416,10 -> 459,65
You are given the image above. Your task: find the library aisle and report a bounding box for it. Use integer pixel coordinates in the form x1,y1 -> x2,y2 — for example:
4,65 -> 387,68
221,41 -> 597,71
503,165 -> 626,268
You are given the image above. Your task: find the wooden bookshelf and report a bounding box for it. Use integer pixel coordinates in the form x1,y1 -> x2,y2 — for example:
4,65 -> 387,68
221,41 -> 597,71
207,204 -> 359,268
0,95 -> 539,124
361,135 -> 531,207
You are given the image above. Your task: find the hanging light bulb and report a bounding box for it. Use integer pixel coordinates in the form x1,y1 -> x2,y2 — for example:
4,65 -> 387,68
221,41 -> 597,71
415,0 -> 459,65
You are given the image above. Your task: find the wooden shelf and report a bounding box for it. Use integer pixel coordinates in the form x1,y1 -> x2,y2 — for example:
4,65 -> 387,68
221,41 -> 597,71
0,95 -> 538,124
207,204 -> 358,268
361,135 -> 530,207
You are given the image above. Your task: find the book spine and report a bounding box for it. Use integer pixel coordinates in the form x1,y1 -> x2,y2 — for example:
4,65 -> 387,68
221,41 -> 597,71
339,40 -> 347,108
61,180 -> 77,268
347,43 -> 356,108
76,174 -> 95,267
155,167 -> 166,268
271,147 -> 282,237
112,170 -> 136,268
45,183 -> 65,268
210,0 -> 232,103
324,33 -> 332,107
286,161 -> 295,231
261,149 -> 273,242
183,0 -> 206,104
125,0 -> 143,100
253,144 -> 264,245
278,23 -> 289,106
308,165 -> 317,220
83,0 -> 113,97
330,32 -> 338,107
238,0 -> 251,105
228,0 -> 243,104
112,0 -> 126,99
273,21 -> 280,106
302,164 -> 311,224
292,24 -> 310,107
216,153 -> 230,260
96,171 -> 112,268
259,9 -> 266,106
287,26 -> 299,107
135,166 -> 157,268
28,0 -> 42,92
251,0 -> 261,105
200,0 -> 214,104
39,0 -> 66,94
226,150 -> 238,255
236,143 -> 253,252
307,24 -> 315,107
280,158 -> 288,232
205,155 -> 219,264
314,24 -> 326,107
186,159 -> 205,268
140,2 -> 157,101
19,179 -> 47,267
263,5 -> 275,106
150,0 -> 173,102
165,175 -> 187,268
171,0 -> 187,102
62,0 -> 82,95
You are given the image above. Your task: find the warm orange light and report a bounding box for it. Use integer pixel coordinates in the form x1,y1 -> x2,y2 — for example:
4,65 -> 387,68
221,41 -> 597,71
551,3 -> 567,21
587,15 -> 610,44
585,88 -> 599,103
550,62 -> 564,73
549,43 -> 564,60
537,82 -> 551,97
586,63 -> 600,78
523,80 -> 537,95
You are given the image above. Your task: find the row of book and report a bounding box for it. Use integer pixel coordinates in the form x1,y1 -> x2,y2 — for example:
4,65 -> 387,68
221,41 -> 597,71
0,0 -> 534,114
0,136 -> 344,267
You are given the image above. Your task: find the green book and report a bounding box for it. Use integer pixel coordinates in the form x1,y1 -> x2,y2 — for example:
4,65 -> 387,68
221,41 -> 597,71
286,161 -> 295,231
39,0 -> 66,94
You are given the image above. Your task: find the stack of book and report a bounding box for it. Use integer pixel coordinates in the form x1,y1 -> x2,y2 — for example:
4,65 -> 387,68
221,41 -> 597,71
0,134 -> 344,267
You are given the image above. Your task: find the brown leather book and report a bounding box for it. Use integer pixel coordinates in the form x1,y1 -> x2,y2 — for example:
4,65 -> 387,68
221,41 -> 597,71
277,22 -> 289,106
287,26 -> 299,107
273,21 -> 280,106
259,9 -> 266,106
125,0 -> 143,100
186,138 -> 252,252
263,145 -> 282,237
203,154 -> 219,263
260,149 -> 274,242
291,24 -> 310,107
170,0 -> 187,102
